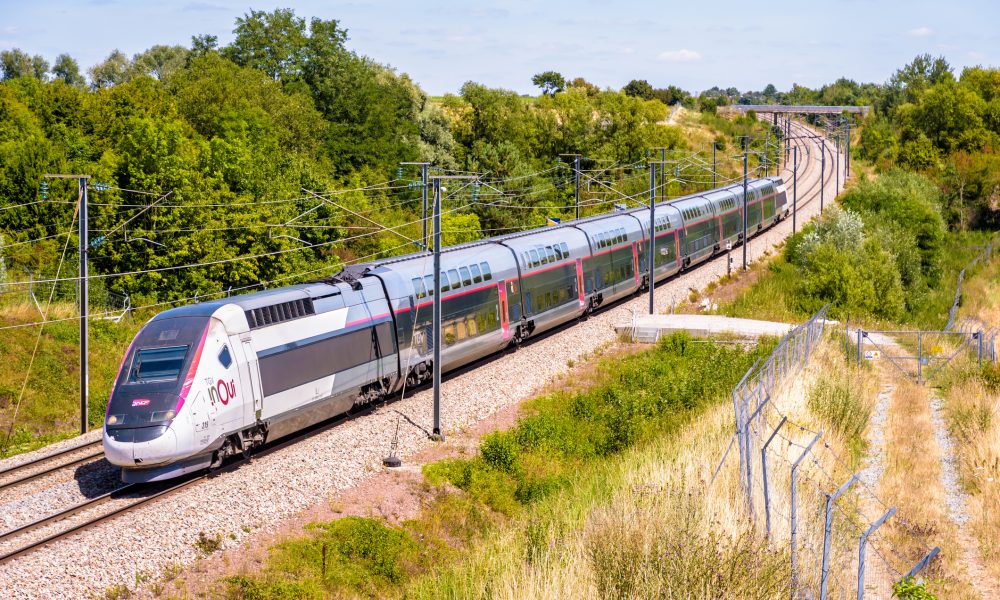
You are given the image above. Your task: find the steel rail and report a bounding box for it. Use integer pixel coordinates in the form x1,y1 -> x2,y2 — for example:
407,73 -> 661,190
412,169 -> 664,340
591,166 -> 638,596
0,441 -> 104,492
0,405 -> 367,565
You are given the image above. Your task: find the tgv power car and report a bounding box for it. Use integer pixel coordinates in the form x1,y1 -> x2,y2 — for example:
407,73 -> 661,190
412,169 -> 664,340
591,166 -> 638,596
103,177 -> 787,482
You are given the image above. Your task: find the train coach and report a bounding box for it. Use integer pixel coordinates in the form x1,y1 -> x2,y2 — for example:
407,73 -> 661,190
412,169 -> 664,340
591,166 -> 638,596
103,176 -> 787,482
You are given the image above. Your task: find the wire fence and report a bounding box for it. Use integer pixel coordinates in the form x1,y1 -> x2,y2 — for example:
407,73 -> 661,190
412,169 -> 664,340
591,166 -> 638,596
0,275 -> 131,322
945,238 -> 995,332
726,305 -> 941,599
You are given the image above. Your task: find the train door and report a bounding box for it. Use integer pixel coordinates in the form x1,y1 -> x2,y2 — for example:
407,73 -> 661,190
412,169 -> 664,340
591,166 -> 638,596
498,282 -> 511,341
239,335 -> 263,420
576,259 -> 585,309
632,243 -> 640,286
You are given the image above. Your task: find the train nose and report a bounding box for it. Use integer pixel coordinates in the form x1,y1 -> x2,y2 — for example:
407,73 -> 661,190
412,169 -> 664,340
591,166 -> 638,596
103,426 -> 178,466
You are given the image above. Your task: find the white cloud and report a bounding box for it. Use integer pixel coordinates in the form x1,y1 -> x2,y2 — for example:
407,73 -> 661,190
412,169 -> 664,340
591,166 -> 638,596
907,26 -> 933,37
658,49 -> 702,62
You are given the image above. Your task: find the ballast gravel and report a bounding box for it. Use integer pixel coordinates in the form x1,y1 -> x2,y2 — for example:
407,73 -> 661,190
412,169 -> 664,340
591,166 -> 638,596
0,130 -> 837,599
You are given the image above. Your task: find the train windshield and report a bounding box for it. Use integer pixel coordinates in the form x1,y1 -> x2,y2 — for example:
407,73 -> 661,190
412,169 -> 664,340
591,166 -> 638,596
107,316 -> 209,428
127,346 -> 189,384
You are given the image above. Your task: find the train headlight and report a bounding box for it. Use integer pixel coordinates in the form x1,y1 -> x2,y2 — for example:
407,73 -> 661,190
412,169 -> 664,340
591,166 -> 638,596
152,410 -> 176,421
107,414 -> 120,426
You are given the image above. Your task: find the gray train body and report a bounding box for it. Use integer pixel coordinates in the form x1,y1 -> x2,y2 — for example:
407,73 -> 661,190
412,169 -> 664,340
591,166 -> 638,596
103,177 -> 786,482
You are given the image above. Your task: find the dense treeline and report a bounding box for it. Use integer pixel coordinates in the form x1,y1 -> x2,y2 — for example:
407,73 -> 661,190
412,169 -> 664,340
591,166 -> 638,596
0,8 -> 769,306
735,55 -> 1000,323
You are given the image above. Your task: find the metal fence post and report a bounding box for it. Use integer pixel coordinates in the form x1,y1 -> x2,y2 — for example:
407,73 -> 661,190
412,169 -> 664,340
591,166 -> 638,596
857,329 -> 863,366
977,331 -> 984,366
917,331 -> 923,384
745,390 -> 770,524
858,507 -> 896,600
901,547 -> 941,582
821,475 -> 859,600
790,432 -> 823,595
732,389 -> 748,506
762,416 -> 787,540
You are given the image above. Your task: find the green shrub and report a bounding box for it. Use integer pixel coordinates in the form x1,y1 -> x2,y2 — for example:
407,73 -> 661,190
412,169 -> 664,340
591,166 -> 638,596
479,432 -> 519,474
893,576 -> 937,599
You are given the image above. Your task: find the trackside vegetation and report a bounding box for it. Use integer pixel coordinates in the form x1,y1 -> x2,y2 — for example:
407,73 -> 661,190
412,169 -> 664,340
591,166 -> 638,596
722,170 -> 991,328
214,334 -> 778,598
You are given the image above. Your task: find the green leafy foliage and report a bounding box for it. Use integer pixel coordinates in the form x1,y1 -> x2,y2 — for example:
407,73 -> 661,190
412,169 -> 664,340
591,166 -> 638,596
894,576 -> 937,600
423,334 -> 771,516
782,170 -> 948,321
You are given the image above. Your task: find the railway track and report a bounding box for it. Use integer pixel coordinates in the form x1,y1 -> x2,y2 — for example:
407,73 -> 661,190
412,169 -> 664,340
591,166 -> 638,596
0,121 -> 842,574
0,440 -> 104,493
0,405 -> 369,565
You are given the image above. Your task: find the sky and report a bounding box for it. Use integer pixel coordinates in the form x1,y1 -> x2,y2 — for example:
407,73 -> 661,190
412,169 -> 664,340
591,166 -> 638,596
1,0 -> 998,95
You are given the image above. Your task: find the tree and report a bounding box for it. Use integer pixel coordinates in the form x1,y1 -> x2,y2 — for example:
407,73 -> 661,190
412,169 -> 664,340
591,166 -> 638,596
622,79 -> 654,100
531,71 -> 565,96
883,54 -> 952,111
52,54 -> 85,87
0,49 -> 47,81
190,34 -> 219,58
568,77 -> 599,96
132,45 -> 189,81
762,83 -> 777,100
225,8 -> 346,83
653,85 -> 690,106
89,50 -> 131,89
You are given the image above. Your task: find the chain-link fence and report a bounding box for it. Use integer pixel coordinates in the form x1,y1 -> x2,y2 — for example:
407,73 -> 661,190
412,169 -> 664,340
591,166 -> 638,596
725,305 -> 941,599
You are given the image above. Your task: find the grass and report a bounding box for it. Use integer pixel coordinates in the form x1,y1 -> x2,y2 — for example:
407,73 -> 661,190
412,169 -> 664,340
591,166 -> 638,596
936,249 -> 1000,586
0,300 -> 141,457
807,371 -> 875,465
212,333 -> 778,598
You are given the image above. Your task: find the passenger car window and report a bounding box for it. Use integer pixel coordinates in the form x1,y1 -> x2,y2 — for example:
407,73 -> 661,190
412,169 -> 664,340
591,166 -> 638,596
424,274 -> 434,295
545,246 -> 556,262
560,242 -> 570,257
448,269 -> 460,289
218,345 -> 233,369
460,267 -> 472,286
529,249 -> 539,266
439,271 -> 451,292
554,245 -> 563,260
470,263 -> 482,282
480,262 -> 492,280
412,277 -> 427,299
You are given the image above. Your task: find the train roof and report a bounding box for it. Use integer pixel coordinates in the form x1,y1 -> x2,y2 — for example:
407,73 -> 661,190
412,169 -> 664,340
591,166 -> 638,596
365,179 -> 781,269
150,283 -> 345,322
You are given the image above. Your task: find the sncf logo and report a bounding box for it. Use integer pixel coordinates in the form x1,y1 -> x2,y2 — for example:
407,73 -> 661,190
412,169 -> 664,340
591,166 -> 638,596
131,399 -> 151,407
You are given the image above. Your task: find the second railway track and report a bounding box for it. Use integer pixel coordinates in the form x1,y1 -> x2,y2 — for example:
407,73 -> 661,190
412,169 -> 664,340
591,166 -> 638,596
0,440 -> 104,493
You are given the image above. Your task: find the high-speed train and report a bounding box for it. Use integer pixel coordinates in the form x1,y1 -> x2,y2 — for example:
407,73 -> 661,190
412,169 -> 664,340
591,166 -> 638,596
103,176 -> 788,482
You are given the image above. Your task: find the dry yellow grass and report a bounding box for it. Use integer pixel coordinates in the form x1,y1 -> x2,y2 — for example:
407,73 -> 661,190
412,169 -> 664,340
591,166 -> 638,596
943,358 -> 1000,588
452,334 -> 901,600
879,371 -> 980,598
